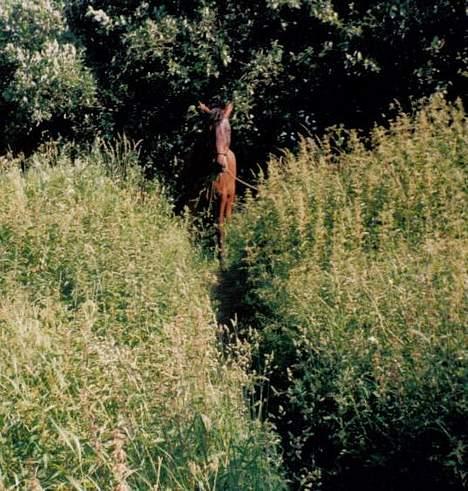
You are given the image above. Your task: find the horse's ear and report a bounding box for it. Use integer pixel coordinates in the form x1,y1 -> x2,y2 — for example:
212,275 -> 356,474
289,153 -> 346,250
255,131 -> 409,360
224,102 -> 233,119
198,101 -> 212,114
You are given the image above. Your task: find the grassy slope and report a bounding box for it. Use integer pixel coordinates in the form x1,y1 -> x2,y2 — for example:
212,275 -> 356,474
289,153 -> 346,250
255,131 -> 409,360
0,144 -> 285,490
225,95 -> 467,490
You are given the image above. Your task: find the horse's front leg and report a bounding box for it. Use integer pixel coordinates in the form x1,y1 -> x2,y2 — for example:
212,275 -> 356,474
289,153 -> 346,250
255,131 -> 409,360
216,195 -> 227,262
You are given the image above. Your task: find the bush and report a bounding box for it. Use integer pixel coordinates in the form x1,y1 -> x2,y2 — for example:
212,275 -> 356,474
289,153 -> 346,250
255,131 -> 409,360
225,95 -> 467,490
0,0 -> 97,150
0,142 -> 285,489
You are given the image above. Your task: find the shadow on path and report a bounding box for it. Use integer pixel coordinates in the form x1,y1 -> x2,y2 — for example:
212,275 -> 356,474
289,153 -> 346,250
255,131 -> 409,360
210,262 -> 252,350
213,265 -> 246,319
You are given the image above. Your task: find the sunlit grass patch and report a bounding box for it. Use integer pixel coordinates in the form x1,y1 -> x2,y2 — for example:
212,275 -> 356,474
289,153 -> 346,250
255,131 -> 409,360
0,142 -> 285,489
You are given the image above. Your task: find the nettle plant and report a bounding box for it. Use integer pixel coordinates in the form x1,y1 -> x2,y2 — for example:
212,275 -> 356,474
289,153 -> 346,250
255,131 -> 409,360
0,0 -> 96,148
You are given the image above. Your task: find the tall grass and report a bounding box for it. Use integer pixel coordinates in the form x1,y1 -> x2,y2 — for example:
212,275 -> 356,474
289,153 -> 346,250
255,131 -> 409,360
225,94 -> 467,490
0,142 -> 285,489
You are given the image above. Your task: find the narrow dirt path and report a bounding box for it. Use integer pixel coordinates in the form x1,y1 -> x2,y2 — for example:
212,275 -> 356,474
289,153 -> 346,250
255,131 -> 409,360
211,266 -> 247,328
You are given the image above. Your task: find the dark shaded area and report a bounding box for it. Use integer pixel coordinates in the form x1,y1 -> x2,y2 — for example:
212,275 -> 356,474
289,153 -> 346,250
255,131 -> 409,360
2,1 -> 465,199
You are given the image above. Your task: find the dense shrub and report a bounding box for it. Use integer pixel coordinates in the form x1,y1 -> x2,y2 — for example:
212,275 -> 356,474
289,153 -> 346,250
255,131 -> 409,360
0,0 -> 97,150
0,143 -> 285,489
225,95 -> 467,490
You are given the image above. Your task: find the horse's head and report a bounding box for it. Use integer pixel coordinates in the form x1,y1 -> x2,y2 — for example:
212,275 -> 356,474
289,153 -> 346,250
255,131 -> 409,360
198,101 -> 233,171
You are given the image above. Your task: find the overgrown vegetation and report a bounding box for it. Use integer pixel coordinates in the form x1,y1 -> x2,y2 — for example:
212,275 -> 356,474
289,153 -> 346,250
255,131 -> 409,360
225,95 -> 467,490
1,0 -> 467,487
0,142 -> 285,489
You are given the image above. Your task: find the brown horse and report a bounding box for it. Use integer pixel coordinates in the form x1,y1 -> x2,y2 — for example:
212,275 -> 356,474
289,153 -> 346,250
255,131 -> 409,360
198,101 -> 236,260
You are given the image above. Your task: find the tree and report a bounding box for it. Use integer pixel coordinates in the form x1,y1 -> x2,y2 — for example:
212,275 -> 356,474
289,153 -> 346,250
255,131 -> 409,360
0,0 -> 97,151
2,1 -> 466,184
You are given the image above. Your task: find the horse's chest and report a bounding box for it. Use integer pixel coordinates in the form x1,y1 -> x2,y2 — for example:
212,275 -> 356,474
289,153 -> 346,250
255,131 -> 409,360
213,172 -> 235,197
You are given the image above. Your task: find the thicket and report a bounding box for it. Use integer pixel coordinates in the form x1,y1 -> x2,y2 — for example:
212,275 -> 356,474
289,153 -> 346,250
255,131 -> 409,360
0,143 -> 285,489
225,95 -> 467,490
1,0 -> 466,187
0,0 -> 97,151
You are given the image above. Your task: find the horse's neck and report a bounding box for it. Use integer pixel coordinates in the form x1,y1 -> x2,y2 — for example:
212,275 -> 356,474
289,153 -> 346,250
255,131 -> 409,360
216,119 -> 231,149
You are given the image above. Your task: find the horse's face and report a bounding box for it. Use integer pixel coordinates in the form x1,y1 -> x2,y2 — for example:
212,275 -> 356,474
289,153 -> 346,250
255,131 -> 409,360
199,102 -> 233,171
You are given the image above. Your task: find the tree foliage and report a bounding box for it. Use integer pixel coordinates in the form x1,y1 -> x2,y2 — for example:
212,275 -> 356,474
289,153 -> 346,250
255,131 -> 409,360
1,0 -> 466,184
0,0 -> 97,151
